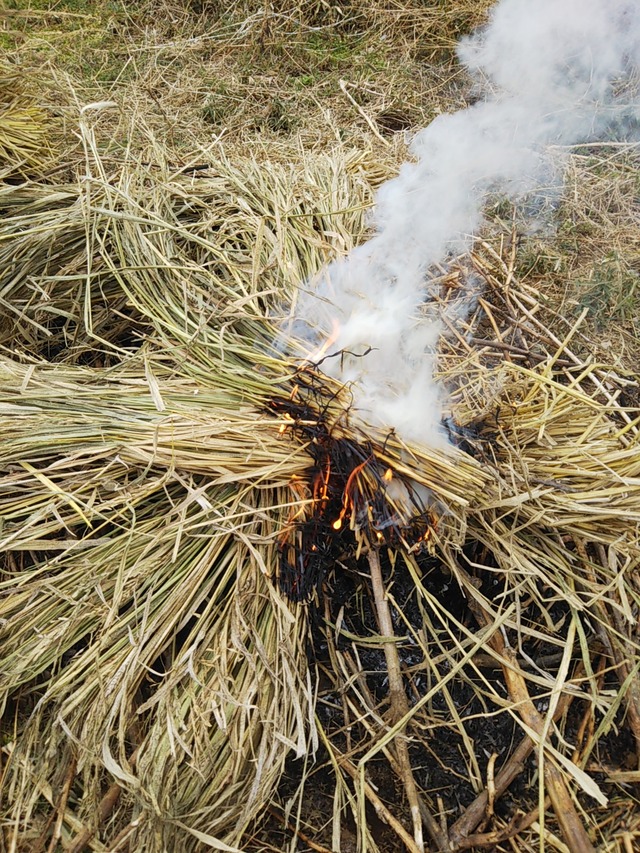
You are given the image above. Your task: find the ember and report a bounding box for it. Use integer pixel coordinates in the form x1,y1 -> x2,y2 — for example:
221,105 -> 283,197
268,369 -> 436,600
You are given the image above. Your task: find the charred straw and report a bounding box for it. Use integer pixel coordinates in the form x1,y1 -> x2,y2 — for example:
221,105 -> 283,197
267,365 -> 438,600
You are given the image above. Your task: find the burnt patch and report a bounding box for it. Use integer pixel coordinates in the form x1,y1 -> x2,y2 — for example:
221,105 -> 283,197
267,369 -> 437,600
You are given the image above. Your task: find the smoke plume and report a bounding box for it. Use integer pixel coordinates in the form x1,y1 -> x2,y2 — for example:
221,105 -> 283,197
292,0 -> 640,446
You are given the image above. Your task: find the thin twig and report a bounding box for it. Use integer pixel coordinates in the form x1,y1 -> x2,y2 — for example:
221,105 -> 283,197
368,548 -> 451,852
576,538 -> 640,765
339,79 -> 390,146
453,797 -> 551,851
335,748 -> 423,853
449,669 -> 580,848
265,804 -> 334,853
47,756 -> 77,853
468,336 -> 573,367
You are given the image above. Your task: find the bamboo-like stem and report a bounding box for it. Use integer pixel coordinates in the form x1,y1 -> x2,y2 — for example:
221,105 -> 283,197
368,548 -> 451,853
500,647 -> 596,853
449,665 -> 582,848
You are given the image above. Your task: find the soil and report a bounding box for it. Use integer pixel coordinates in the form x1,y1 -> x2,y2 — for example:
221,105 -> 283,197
247,549 -> 526,850
246,535 -> 640,851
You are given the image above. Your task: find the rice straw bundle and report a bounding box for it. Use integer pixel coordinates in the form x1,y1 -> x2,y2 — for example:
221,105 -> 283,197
0,359 -> 317,849
456,358 -> 640,621
0,118 -> 489,851
2,93 -> 640,850
0,65 -> 53,178
0,364 -> 483,850
0,119 -> 375,366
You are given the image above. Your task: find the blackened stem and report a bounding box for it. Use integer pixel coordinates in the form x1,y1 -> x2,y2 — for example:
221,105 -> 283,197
368,548 -> 450,853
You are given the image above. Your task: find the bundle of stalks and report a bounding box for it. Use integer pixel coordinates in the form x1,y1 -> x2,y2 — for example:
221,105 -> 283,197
413,248 -> 640,851
0,65 -> 53,177
286,253 -> 640,852
0,357 -> 318,850
0,118 -> 489,852
0,118 -> 376,366
2,93 -> 640,852
0,361 -> 484,849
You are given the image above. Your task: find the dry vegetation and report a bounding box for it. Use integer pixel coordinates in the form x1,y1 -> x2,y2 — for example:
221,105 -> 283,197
1,2 -> 639,852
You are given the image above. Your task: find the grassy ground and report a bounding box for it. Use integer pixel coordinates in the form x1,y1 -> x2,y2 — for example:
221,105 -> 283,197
1,2 -> 640,852
1,0 -> 484,155
3,0 -> 638,353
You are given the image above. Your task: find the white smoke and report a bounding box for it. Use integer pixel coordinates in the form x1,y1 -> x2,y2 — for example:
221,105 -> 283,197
292,0 -> 640,446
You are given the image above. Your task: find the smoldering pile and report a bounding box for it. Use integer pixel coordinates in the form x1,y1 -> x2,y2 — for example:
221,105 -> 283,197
0,119 -> 490,852
1,2 -> 640,852
292,0 -> 640,448
269,366 -> 441,600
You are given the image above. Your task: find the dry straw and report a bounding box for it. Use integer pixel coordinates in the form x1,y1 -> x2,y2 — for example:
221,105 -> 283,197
0,110 -> 482,851
0,65 -> 54,178
1,96 -> 640,853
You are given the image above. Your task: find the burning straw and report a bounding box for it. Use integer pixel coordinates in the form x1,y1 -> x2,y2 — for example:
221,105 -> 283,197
0,112 -> 488,851
2,15 -> 640,849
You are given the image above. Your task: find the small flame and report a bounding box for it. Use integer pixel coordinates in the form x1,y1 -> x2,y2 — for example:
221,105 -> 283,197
312,458 -> 332,505
383,468 -> 393,482
330,458 -> 371,534
309,318 -> 341,364
278,413 -> 295,434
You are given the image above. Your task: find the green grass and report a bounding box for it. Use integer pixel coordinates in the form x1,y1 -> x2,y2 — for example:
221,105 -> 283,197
1,0 -> 138,83
575,253 -> 640,329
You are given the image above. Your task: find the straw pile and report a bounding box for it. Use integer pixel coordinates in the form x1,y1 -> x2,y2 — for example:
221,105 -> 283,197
0,112 -> 484,852
1,98 -> 639,853
0,65 -> 53,178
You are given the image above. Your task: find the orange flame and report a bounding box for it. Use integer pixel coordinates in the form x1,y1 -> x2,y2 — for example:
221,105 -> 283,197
312,457 -> 332,505
330,458 -> 371,532
309,318 -> 341,364
278,413 -> 295,434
